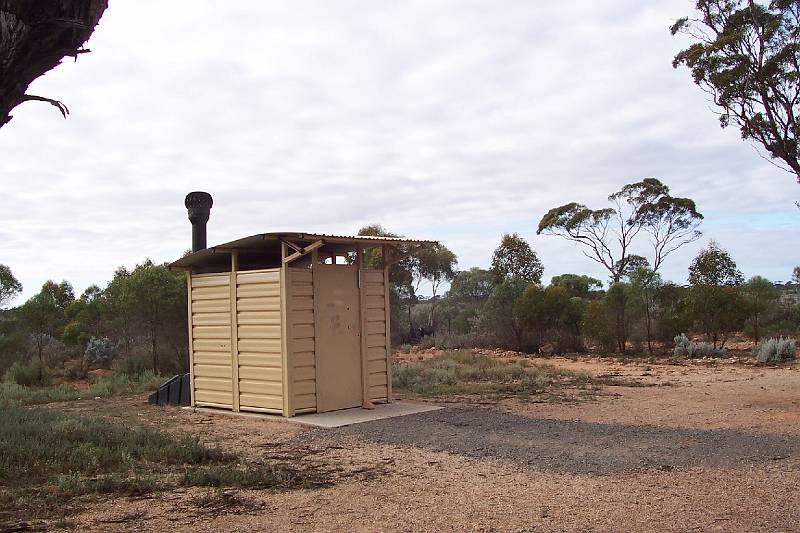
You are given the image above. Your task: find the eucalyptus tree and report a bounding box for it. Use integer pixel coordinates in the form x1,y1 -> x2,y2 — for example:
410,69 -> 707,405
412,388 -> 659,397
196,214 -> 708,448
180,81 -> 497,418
672,0 -> 800,183
550,274 -> 602,298
628,267 -> 664,355
127,260 -> 186,373
537,179 -> 703,282
448,268 -> 494,304
537,178 -> 703,352
414,244 -> 457,331
741,275 -> 780,342
358,225 -> 418,339
0,264 -> 22,308
688,241 -> 745,349
17,280 -> 74,378
490,233 -> 544,285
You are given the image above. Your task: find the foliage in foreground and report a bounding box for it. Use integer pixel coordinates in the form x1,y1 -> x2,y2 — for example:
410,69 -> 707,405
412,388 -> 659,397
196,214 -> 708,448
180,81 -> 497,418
672,0 -> 800,183
0,406 -> 323,520
393,349 -> 594,398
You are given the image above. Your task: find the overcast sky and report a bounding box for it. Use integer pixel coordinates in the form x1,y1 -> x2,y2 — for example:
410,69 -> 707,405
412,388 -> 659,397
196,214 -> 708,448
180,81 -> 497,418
2,0 -> 798,303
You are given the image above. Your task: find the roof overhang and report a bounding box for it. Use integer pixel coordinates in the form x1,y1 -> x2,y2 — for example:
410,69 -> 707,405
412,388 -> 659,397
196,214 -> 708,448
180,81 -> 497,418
169,232 -> 437,270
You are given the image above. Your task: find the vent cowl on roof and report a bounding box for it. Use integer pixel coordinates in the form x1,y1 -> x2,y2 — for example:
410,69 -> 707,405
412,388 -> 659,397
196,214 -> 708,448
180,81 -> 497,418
185,191 -> 213,252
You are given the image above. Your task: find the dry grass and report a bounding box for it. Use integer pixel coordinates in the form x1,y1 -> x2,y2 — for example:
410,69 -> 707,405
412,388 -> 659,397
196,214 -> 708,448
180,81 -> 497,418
392,349 -> 603,399
0,370 -> 165,407
0,405 -> 327,523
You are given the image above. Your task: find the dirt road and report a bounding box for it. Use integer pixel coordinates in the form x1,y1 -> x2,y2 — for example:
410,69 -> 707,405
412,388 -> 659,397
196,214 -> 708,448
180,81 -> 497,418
55,357 -> 800,532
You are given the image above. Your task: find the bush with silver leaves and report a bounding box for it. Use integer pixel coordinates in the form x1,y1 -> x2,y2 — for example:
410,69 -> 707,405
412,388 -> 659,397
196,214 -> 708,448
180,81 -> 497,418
755,337 -> 796,364
673,333 -> 727,358
83,336 -> 117,368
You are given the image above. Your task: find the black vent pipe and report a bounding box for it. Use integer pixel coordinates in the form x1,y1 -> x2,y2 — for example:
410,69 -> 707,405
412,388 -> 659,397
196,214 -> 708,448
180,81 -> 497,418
185,191 -> 213,252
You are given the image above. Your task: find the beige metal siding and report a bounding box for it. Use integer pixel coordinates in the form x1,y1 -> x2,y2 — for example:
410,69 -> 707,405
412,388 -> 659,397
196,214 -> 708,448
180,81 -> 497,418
362,269 -> 389,401
190,273 -> 233,407
287,268 -> 316,412
236,269 -> 284,412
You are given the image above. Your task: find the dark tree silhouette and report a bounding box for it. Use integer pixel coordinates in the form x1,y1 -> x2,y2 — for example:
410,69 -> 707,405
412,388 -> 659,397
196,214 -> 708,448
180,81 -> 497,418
0,0 -> 108,128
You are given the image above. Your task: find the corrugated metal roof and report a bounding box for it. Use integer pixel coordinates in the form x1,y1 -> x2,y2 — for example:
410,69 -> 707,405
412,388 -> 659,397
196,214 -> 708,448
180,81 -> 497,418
282,232 -> 437,243
170,231 -> 436,269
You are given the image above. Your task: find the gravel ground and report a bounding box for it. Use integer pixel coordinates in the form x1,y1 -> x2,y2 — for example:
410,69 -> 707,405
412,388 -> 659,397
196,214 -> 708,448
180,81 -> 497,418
295,406 -> 797,475
33,358 -> 800,532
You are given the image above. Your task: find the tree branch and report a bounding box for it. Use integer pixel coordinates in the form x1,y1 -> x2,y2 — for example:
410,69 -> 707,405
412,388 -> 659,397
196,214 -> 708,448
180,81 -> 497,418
0,0 -> 109,128
19,94 -> 69,118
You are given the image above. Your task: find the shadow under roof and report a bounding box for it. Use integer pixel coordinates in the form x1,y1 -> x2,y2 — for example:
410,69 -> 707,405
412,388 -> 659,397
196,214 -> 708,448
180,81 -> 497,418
170,231 -> 437,270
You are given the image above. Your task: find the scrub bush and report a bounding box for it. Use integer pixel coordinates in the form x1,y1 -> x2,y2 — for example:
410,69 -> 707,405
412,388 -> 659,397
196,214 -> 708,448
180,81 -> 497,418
755,337 -> 796,363
112,353 -> 151,376
83,336 -> 117,368
673,334 -> 727,358
392,349 -> 591,397
3,359 -> 51,386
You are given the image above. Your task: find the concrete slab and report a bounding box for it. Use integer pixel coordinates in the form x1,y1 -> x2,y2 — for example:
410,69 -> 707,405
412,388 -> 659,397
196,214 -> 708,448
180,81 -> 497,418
288,401 -> 443,428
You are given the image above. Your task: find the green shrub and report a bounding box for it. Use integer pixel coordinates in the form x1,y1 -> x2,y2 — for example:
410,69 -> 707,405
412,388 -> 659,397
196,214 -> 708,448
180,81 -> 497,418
755,337 -> 796,363
83,336 -> 117,368
3,359 -> 51,386
88,369 -> 163,397
64,360 -> 88,380
581,300 -> 616,353
112,353 -> 151,376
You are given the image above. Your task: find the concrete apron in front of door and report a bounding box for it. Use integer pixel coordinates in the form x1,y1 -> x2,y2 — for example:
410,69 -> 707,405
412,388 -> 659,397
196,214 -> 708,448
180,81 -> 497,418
289,400 -> 442,428
187,400 -> 442,428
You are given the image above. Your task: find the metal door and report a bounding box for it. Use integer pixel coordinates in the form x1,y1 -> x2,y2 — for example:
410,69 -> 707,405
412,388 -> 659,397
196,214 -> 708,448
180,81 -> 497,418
314,264 -> 362,412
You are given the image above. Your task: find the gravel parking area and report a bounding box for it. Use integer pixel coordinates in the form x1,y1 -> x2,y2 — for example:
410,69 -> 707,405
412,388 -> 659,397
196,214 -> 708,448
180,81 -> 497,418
296,405 -> 797,475
38,357 -> 800,532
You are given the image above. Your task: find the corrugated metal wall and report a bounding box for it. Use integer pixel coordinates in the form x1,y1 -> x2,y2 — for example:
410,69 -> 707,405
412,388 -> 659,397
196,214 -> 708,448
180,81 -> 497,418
363,269 -> 390,402
235,269 -> 284,412
287,268 -> 316,413
190,273 -> 234,407
189,264 -> 391,415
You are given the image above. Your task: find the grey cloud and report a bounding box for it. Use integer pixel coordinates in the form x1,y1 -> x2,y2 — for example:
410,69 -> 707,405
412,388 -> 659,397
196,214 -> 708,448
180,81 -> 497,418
1,0 -> 798,302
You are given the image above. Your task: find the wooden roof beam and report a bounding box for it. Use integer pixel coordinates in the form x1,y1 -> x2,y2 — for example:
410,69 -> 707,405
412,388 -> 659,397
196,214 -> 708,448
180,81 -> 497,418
279,239 -> 303,254
283,240 -> 324,265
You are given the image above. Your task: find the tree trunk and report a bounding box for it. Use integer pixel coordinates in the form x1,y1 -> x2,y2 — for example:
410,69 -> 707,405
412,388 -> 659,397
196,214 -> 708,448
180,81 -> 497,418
644,291 -> 654,356
615,303 -> 627,354
753,313 -> 760,344
0,0 -> 109,128
408,300 -> 413,339
151,323 -> 157,373
37,333 -> 44,383
513,323 -> 523,352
